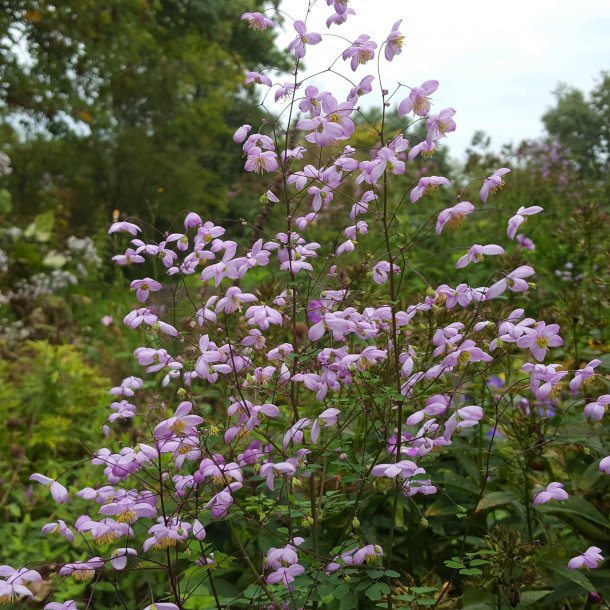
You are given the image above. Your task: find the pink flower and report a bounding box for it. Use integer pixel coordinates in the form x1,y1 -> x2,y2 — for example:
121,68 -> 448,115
101,315 -> 113,326
288,20 -> 322,59
533,482 -> 569,505
480,168 -> 510,202
398,80 -> 439,117
507,205 -> 543,239
568,547 -> 604,570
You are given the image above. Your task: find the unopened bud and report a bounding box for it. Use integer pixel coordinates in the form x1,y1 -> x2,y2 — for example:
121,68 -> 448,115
177,387 -> 187,399
352,517 -> 360,529
302,515 -> 314,528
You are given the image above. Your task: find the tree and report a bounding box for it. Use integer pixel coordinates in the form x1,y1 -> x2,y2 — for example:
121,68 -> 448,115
542,72 -> 610,178
0,0 -> 286,228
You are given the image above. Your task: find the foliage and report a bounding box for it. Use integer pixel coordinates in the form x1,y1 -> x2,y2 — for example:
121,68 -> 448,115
0,3 -> 609,610
0,0 -> 285,228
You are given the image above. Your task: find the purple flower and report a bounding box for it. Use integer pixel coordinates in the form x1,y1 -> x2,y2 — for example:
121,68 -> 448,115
584,395 -> 610,421
342,34 -> 377,71
244,146 -> 279,173
410,176 -> 450,203
297,116 -> 345,147
216,287 -> 257,314
29,473 -> 69,503
522,363 -> 568,400
108,221 -> 141,235
480,168 -> 510,202
244,71 -> 272,87
241,12 -> 274,31
599,456 -> 610,474
436,201 -> 474,235
266,563 -> 305,587
288,20 -> 322,59
233,124 -> 251,143
426,108 -> 456,143
110,547 -> 137,570
45,602 -> 79,610
347,75 -> 375,105
516,234 -> 535,250
372,261 -> 400,285
399,80 -> 439,117
142,604 -> 180,610
455,244 -> 504,268
516,321 -> 563,362
384,20 -> 404,61
326,7 -> 356,28
568,547 -> 604,570
533,482 -> 569,506
41,519 -> 74,541
59,557 -> 105,581
485,265 -> 535,300
311,408 -> 340,443
507,205 -> 544,239
204,483 -> 242,519
570,359 -> 601,392
142,517 -> 191,551
260,461 -> 296,491
130,278 -> 162,303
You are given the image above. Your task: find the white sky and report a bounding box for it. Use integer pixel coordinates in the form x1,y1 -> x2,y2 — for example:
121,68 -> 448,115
270,0 -> 610,160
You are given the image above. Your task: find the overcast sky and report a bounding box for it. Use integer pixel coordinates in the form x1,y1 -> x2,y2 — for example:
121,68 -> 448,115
271,0 -> 610,160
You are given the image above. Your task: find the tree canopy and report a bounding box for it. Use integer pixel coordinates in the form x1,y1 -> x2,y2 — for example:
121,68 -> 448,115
0,0 -> 284,228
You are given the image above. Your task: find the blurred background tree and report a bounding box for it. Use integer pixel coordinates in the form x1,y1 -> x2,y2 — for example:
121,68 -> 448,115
542,71 -> 610,180
0,0 -> 285,229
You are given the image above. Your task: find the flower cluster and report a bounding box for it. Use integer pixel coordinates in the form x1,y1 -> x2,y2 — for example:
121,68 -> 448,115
13,2 -> 609,608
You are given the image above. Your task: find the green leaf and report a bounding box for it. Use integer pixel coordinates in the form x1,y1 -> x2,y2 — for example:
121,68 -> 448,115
334,583 -> 350,599
475,491 -> 520,512
547,564 -> 596,593
518,590 -> 552,605
0,189 -> 12,213
365,582 -> 390,601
